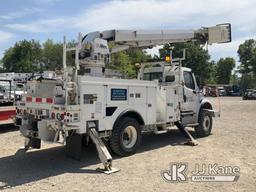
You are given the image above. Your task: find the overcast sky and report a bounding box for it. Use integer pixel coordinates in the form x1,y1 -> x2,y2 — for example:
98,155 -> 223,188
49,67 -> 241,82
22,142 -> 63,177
0,0 -> 255,64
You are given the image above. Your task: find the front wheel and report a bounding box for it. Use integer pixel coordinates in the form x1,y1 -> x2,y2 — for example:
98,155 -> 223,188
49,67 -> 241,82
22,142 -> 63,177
110,117 -> 142,156
195,109 -> 212,137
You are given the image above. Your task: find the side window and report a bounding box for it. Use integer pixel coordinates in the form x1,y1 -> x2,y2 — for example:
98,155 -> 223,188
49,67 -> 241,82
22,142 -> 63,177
183,71 -> 195,90
143,72 -> 163,81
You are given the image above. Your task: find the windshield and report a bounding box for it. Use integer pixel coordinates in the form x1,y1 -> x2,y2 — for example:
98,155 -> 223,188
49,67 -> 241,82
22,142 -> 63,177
15,84 -> 25,91
143,72 -> 163,81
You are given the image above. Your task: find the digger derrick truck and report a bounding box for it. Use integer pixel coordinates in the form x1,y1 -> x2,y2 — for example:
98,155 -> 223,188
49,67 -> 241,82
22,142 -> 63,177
16,24 -> 231,173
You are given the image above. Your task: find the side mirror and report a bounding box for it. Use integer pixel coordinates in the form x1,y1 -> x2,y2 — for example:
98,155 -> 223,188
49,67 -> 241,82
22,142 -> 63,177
195,76 -> 203,89
165,75 -> 175,82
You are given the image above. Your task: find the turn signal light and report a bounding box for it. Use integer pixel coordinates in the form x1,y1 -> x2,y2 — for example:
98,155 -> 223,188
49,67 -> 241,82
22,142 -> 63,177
60,113 -> 64,120
51,112 -> 55,119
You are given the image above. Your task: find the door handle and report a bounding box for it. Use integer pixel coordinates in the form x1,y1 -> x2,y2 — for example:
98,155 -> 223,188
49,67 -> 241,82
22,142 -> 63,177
183,95 -> 187,102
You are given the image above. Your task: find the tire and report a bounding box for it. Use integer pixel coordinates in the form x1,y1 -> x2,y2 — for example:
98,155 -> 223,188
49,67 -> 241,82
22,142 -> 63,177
110,117 -> 142,156
195,109 -> 212,137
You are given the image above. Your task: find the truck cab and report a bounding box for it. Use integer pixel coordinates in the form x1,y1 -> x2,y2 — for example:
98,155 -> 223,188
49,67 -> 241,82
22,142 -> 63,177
139,62 -> 214,135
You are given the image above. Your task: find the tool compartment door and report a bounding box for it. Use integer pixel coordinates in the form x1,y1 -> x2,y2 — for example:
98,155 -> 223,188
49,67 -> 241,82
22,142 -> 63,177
128,86 -> 146,105
80,84 -> 106,127
128,86 -> 147,124
165,87 -> 176,123
146,87 -> 156,124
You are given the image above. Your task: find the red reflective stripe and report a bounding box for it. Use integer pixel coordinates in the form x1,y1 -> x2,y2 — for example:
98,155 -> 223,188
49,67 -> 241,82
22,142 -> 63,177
26,97 -> 32,102
26,97 -> 53,103
0,110 -> 16,120
36,97 -> 42,102
46,98 -> 53,103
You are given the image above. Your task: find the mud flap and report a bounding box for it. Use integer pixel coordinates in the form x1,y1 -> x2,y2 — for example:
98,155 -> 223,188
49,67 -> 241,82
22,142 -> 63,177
22,137 -> 41,151
29,138 -> 41,149
65,134 -> 82,160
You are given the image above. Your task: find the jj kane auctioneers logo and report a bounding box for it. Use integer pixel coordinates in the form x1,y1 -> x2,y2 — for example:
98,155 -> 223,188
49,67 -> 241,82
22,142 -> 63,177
161,162 -> 240,183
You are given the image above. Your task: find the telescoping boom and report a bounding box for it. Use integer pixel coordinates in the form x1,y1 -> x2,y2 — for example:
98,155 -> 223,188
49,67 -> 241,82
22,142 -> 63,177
78,23 -> 231,67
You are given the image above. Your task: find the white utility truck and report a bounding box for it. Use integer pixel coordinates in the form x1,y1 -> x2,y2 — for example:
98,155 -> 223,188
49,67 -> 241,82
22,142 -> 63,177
16,23 -> 231,173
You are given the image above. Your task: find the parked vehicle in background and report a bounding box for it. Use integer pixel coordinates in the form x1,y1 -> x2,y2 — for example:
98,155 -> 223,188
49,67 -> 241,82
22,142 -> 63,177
204,84 -> 241,97
209,87 -> 218,97
0,79 -> 13,106
203,86 -> 219,97
229,90 -> 241,96
217,86 -> 226,96
0,77 -> 27,126
11,82 -> 26,101
0,79 -> 16,126
243,89 -> 256,100
226,85 -> 241,96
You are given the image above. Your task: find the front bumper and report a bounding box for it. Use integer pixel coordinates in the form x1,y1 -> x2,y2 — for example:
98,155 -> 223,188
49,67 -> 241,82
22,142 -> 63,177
204,109 -> 220,117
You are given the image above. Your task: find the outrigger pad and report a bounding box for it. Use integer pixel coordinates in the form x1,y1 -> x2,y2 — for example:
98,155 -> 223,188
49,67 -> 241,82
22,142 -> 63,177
66,134 -> 82,160
184,139 -> 199,146
96,167 -> 120,175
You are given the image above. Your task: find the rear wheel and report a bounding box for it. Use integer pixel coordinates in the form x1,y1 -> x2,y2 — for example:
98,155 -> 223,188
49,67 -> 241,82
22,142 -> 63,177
195,109 -> 212,137
110,117 -> 142,156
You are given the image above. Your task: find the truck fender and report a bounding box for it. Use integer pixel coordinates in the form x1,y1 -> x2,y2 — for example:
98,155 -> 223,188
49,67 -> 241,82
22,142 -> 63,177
197,98 -> 213,121
200,98 -> 213,110
113,109 -> 145,130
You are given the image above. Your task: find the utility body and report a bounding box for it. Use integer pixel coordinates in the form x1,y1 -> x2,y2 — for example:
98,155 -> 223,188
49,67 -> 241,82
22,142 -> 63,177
16,24 -> 231,173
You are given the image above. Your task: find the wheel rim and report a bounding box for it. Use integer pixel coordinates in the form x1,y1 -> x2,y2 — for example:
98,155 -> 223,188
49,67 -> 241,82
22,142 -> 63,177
203,115 -> 210,131
122,126 -> 137,149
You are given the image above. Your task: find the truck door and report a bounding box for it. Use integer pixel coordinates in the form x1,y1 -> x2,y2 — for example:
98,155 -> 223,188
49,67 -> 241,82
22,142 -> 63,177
181,71 -> 199,125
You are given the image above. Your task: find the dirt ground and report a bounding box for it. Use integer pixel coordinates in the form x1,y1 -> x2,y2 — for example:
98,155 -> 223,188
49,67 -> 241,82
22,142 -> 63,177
0,97 -> 255,192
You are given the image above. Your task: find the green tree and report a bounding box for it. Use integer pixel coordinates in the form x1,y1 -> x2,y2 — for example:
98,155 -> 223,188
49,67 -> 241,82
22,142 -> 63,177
2,39 -> 42,72
237,39 -> 256,75
230,73 -> 239,85
215,57 -> 235,84
239,74 -> 256,92
2,38 -> 76,73
109,51 -> 134,77
126,48 -> 151,64
207,60 -> 218,84
42,39 -> 63,70
42,39 -> 75,71
237,39 -> 256,91
109,48 -> 151,78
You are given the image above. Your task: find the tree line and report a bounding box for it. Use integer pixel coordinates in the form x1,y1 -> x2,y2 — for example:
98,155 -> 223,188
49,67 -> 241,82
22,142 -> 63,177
1,38 -> 256,91
1,39 -> 76,73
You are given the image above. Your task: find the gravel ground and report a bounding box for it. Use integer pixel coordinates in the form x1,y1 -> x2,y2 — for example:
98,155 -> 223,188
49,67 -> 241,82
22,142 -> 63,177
0,97 -> 255,192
